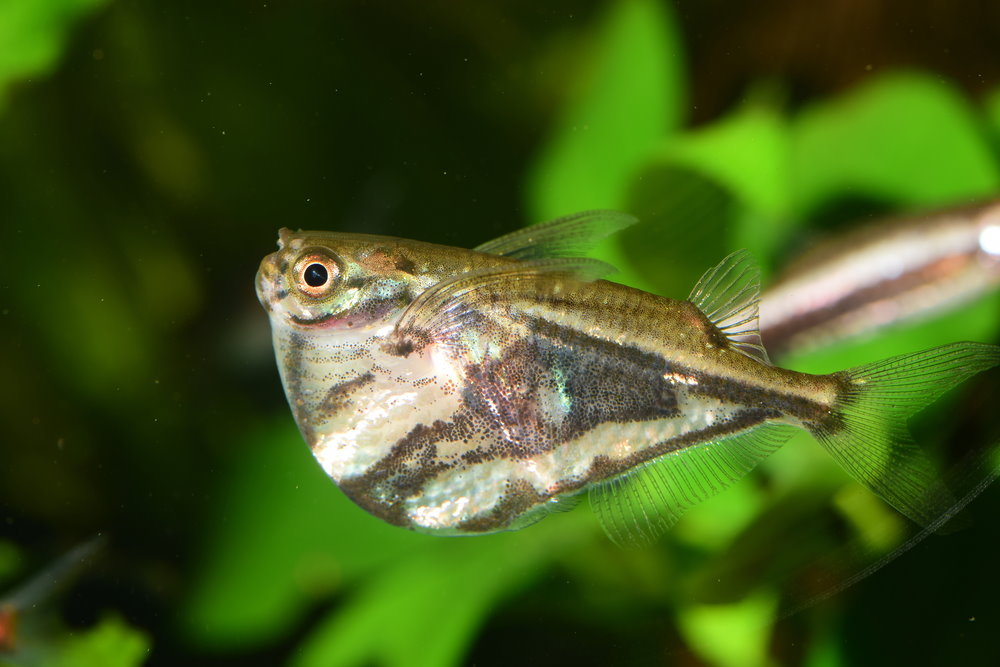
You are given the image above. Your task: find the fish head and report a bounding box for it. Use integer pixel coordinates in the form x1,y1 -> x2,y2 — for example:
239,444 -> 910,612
256,228 -> 428,332
256,228 -> 454,483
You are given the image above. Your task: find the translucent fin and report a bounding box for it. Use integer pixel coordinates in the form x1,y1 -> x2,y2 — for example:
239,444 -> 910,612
688,249 -> 770,365
546,493 -> 583,513
590,423 -> 795,546
473,210 -> 638,260
390,258 -> 614,352
814,342 -> 1000,526
497,492 -> 584,534
781,452 -> 1000,617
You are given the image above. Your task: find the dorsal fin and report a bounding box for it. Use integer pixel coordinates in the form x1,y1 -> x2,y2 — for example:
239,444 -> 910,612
688,249 -> 771,365
473,210 -> 638,259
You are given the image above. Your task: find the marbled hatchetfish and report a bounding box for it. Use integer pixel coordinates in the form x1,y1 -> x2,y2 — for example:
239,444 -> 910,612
255,211 -> 1000,544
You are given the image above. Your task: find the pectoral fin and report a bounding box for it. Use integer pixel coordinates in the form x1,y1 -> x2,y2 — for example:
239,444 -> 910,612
474,210 -> 638,259
389,258 -> 615,354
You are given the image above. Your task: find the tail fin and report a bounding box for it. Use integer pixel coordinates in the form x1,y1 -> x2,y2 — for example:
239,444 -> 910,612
812,342 -> 1000,526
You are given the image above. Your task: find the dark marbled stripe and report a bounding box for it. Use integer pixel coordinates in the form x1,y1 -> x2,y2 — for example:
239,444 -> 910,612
282,331 -> 310,437
454,408 -> 778,534
337,317 -> 831,532
309,372 -> 375,445
456,479 -> 547,533
579,408 -> 779,489
683,371 -> 831,424
532,318 -> 831,425
338,415 -> 474,527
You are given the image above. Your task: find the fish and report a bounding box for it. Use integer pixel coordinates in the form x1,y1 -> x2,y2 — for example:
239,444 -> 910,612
760,199 -> 1000,357
255,211 -> 1000,545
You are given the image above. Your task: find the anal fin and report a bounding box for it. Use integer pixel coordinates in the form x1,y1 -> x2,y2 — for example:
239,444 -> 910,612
590,422 -> 795,546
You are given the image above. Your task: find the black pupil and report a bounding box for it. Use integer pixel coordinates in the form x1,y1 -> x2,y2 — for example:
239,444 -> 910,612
303,263 -> 329,287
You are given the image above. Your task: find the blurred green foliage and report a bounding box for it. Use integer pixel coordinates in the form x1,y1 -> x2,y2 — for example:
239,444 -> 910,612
0,615 -> 149,667
989,88 -> 1000,139
0,0 -> 107,110
2,0 -> 1000,665
49,616 -> 149,667
528,0 -> 684,218
790,73 -> 998,210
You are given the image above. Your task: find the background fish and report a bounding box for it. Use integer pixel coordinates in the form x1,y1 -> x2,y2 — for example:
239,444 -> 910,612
256,211 -> 1000,545
761,199 -> 1000,357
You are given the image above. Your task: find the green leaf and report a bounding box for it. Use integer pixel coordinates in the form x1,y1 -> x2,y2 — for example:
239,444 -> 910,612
527,0 -> 684,220
986,87 -> 1000,139
525,0 -> 685,293
663,100 -> 793,263
291,534 -> 557,667
619,101 -> 793,294
791,71 -> 1000,213
677,594 -> 777,667
666,101 -> 791,217
672,480 -> 764,553
619,163 -> 736,296
50,615 -> 150,667
0,0 -> 109,110
0,541 -> 22,588
182,420 -> 434,649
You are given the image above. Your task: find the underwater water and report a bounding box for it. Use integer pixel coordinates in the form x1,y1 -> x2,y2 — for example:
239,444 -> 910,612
2,1 -> 1000,664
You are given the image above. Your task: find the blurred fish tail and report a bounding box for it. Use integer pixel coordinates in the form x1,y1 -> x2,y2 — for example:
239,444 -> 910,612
811,342 -> 1000,526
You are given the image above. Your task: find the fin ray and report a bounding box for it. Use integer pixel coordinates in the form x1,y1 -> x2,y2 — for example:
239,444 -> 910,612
546,493 -> 583,514
590,422 -> 796,546
689,249 -> 771,364
392,258 -> 614,352
814,342 -> 1000,526
474,210 -> 638,259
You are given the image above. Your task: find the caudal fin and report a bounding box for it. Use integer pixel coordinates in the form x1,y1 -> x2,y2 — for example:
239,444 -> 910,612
812,342 -> 1000,526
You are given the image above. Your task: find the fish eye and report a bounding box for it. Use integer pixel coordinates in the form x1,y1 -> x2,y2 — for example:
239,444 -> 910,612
303,263 -> 328,287
293,250 -> 341,298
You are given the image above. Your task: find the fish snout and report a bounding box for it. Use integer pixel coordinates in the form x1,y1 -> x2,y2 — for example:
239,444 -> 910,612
255,252 -> 283,312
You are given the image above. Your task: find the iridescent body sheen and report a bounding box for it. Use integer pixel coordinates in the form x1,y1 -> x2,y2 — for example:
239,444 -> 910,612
256,212 -> 999,544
